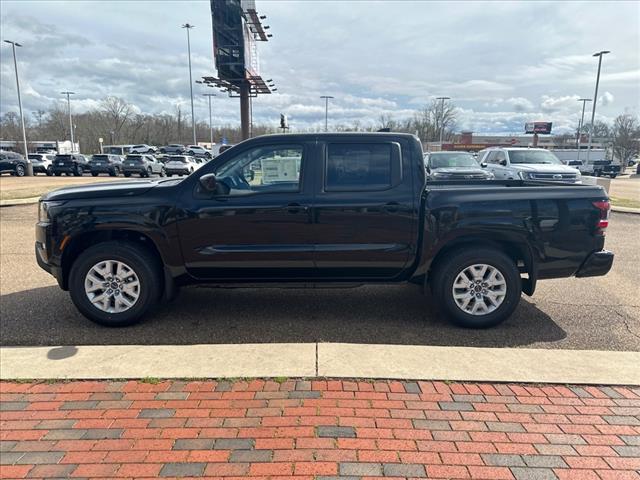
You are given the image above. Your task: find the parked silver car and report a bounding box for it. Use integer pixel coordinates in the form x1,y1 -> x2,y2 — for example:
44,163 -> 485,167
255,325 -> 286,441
477,147 -> 581,183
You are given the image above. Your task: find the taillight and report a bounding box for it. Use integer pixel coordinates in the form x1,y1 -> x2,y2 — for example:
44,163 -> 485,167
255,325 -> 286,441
592,200 -> 610,234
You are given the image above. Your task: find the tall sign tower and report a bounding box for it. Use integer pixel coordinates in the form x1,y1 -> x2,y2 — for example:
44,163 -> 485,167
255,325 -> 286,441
205,0 -> 274,140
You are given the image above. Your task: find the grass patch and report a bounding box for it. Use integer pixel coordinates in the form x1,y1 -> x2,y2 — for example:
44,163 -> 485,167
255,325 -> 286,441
610,196 -> 640,209
0,186 -> 53,201
140,377 -> 161,384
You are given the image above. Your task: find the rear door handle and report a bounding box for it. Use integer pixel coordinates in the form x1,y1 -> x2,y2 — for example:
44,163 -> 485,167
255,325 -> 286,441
285,203 -> 309,214
382,202 -> 400,213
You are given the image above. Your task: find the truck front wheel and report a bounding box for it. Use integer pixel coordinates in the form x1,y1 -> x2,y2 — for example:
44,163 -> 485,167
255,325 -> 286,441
68,241 -> 161,327
431,248 -> 521,328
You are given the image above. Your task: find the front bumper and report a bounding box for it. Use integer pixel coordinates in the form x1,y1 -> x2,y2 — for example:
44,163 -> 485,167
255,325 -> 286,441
35,241 -> 64,288
575,250 -> 614,278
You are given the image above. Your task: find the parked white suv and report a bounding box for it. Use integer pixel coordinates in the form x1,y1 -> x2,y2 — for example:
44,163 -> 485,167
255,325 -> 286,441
477,147 -> 581,183
186,145 -> 212,159
129,144 -> 157,154
164,155 -> 204,176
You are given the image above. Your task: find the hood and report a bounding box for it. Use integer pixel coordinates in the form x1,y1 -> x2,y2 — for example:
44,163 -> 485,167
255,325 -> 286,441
510,163 -> 579,174
432,167 -> 488,175
41,179 -> 158,201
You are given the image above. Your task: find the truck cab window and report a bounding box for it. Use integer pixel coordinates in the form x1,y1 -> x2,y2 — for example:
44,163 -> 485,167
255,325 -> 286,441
326,143 -> 392,191
214,145 -> 303,196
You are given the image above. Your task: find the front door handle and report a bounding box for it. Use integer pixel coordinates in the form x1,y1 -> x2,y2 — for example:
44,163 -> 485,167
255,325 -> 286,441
285,203 -> 309,214
382,202 -> 400,213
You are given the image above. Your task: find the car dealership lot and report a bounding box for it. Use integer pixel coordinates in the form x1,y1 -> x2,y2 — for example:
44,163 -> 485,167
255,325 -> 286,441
1,200 -> 638,349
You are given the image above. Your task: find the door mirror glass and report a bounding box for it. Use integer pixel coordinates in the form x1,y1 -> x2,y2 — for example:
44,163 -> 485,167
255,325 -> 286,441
199,173 -> 218,193
480,162 -> 487,168
500,159 -> 508,166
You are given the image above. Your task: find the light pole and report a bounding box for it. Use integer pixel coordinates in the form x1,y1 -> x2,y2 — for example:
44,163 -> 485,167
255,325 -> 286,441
320,96 -> 333,132
196,80 -> 216,147
61,91 -> 75,151
436,96 -> 450,147
586,50 -> 610,163
202,93 -> 216,148
181,23 -> 197,145
576,98 -> 592,163
4,40 -> 32,175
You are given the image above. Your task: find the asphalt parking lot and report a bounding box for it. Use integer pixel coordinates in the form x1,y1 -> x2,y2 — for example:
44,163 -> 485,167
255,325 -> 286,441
1,199 -> 638,350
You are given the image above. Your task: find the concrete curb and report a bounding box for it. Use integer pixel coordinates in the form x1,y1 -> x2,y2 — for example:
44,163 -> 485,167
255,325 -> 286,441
612,205 -> 640,214
2,343 -> 639,385
0,196 -> 40,207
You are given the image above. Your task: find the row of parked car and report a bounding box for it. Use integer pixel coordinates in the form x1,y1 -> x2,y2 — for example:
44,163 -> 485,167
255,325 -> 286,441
425,147 -> 584,183
0,151 -> 208,178
118,143 -> 234,158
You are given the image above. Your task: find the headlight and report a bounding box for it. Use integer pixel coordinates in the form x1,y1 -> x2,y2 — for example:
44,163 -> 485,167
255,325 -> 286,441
38,201 -> 64,222
518,171 -> 533,180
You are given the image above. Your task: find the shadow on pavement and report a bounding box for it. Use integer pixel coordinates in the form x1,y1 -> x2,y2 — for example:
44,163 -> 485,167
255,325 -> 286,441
1,284 -> 567,348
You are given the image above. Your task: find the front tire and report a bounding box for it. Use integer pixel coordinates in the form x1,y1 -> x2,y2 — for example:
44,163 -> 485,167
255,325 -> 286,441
46,166 -> 54,176
15,164 -> 26,177
68,241 -> 161,327
431,248 -> 521,328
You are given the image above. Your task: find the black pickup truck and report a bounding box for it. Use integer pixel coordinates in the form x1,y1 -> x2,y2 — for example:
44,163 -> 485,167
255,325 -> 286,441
36,133 -> 614,328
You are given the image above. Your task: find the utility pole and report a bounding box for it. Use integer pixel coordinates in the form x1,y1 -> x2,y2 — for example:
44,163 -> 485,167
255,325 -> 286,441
586,51 -> 610,163
576,98 -> 592,163
202,93 -> 216,148
61,91 -> 76,152
320,96 -> 333,132
182,23 -> 197,145
4,40 -> 32,175
436,96 -> 451,148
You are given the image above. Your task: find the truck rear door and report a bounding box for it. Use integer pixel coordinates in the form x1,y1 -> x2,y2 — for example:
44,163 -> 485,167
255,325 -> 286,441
311,137 -> 417,280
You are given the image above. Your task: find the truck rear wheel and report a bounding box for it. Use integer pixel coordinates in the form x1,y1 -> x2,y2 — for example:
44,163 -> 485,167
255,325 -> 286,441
431,248 -> 521,328
68,241 -> 161,327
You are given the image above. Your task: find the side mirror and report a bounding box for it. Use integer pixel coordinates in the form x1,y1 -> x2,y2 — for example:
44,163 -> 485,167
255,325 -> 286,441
480,162 -> 487,168
500,159 -> 508,166
199,173 -> 218,193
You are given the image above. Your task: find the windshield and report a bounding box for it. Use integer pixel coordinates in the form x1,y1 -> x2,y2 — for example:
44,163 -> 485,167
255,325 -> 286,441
429,153 -> 479,168
509,150 -> 562,165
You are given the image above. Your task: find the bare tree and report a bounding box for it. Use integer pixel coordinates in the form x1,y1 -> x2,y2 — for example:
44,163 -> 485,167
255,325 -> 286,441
611,114 -> 640,167
101,96 -> 132,143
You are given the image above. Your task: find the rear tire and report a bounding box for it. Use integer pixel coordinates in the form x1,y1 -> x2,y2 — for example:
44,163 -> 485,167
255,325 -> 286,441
91,172 -> 99,177
15,164 -> 26,177
46,166 -> 53,176
68,241 -> 161,327
431,248 -> 521,328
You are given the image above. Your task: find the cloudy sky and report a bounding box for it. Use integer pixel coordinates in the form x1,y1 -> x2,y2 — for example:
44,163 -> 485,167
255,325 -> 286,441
1,0 -> 639,134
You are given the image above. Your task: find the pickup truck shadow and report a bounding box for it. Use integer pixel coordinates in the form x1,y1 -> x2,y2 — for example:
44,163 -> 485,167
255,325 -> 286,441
1,284 -> 566,347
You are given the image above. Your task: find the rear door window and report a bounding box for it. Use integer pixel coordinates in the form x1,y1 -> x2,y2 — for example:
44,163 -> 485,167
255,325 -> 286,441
325,143 -> 392,191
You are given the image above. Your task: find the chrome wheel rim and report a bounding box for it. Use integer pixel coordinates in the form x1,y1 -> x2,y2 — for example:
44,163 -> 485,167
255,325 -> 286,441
84,260 -> 140,313
452,264 -> 506,316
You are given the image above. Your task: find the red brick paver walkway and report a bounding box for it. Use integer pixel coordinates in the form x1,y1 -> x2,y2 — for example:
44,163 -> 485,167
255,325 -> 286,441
1,380 -> 639,479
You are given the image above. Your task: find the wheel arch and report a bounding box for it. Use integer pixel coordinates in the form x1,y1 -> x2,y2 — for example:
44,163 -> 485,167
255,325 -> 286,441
60,229 -> 164,291
426,235 -> 537,295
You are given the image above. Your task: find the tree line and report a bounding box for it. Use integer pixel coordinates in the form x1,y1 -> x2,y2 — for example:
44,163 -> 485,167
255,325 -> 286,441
0,95 -> 637,164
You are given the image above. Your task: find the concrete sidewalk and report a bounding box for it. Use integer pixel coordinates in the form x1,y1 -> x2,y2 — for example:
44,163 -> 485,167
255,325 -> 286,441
1,379 -> 639,480
2,343 -> 640,385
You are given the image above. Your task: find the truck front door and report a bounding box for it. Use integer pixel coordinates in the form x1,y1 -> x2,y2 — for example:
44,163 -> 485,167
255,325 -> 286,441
177,142 -> 317,280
